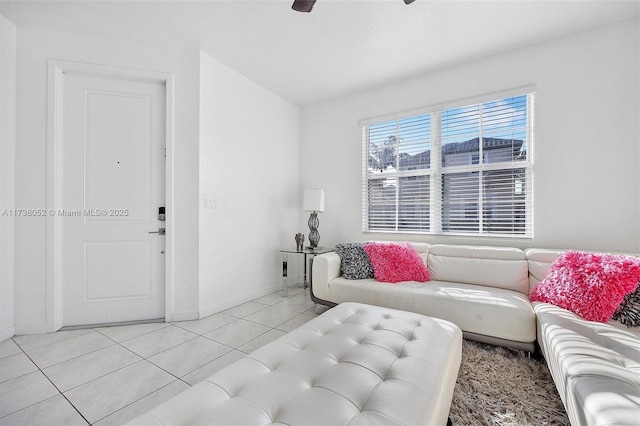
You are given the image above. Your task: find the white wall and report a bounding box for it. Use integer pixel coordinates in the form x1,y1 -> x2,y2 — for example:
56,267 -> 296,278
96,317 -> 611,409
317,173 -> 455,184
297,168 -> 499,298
0,15 -> 16,340
14,27 -> 201,333
300,17 -> 640,253
199,52 -> 300,316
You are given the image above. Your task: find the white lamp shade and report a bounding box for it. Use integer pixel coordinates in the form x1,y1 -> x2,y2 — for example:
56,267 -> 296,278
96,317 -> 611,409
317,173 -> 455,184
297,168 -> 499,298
303,188 -> 325,212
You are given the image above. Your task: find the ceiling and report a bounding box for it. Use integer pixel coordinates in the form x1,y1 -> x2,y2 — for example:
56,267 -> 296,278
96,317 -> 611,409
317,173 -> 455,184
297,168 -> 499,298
1,0 -> 639,106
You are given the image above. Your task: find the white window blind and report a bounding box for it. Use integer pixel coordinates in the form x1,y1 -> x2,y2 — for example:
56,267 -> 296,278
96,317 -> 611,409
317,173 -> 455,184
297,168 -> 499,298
363,93 -> 534,238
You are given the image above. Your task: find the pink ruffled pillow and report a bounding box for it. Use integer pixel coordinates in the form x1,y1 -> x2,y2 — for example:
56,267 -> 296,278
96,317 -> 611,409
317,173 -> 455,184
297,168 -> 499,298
529,251 -> 640,322
363,242 -> 430,284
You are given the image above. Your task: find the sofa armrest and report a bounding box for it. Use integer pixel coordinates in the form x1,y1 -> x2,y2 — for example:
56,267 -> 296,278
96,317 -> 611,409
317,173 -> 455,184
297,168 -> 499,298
311,252 -> 341,302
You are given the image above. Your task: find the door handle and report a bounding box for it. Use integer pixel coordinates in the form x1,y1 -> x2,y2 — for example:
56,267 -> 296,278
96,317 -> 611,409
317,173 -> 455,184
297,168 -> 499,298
148,228 -> 166,235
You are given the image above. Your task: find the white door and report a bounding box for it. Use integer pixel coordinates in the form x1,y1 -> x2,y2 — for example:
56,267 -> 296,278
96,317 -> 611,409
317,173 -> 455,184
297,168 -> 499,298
61,73 -> 166,327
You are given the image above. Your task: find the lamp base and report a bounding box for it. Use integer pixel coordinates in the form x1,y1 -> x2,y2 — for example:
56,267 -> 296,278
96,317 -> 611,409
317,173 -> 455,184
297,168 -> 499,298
308,211 -> 320,248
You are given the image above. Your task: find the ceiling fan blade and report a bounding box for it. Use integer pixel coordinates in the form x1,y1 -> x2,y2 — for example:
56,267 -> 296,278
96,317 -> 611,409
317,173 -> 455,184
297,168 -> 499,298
403,0 -> 416,4
292,0 -> 316,13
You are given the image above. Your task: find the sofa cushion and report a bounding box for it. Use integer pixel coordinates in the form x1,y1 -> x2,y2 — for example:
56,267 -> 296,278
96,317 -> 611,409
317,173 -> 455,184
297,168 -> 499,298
327,277 -> 536,344
334,243 -> 374,280
408,242 -> 431,254
524,248 -> 560,292
427,244 -> 529,294
530,251 -> 640,322
364,242 -> 430,284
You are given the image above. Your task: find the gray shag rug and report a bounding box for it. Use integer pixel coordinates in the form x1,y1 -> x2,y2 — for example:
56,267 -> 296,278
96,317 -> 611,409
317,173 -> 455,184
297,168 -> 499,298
449,340 -> 570,426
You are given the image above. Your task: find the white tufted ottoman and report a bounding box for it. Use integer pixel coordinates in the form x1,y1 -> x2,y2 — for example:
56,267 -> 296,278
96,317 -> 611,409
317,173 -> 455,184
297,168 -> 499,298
128,302 -> 463,426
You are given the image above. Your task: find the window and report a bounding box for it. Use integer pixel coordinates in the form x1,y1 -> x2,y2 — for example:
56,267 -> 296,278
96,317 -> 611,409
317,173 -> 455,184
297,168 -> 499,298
362,92 -> 533,238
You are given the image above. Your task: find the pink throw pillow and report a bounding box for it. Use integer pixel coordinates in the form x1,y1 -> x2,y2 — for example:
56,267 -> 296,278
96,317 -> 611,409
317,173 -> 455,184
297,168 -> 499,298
529,251 -> 640,322
363,242 -> 430,284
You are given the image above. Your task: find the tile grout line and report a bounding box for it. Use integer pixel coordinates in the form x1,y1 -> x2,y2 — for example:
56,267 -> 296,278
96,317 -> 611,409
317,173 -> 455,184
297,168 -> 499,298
38,329 -> 192,424
89,313 -> 283,422
91,379 -> 190,425
94,322 -> 172,345
14,331 -> 120,371
2,290 -> 317,424
5,327 -> 184,423
10,329 -> 94,353
2,338 -> 92,425
96,312 -> 280,420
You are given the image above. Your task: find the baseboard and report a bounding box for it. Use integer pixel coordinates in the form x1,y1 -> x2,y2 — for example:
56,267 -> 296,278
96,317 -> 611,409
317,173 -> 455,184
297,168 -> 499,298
13,322 -> 48,336
0,325 -> 15,342
11,285 -> 284,333
171,310 -> 200,322
198,284 -> 282,319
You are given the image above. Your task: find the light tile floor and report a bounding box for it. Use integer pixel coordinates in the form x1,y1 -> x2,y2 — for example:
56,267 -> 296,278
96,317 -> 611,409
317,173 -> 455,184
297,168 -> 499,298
0,287 -> 326,425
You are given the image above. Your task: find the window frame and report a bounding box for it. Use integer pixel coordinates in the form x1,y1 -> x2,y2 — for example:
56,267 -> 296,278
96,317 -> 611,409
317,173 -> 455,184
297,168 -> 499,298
361,90 -> 535,239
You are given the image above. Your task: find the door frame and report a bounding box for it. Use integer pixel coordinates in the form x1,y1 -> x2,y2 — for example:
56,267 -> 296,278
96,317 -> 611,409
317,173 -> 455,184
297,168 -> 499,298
46,59 -> 175,332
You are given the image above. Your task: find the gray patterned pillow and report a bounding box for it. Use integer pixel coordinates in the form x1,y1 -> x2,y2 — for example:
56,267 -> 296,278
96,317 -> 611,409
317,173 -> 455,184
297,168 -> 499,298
613,284 -> 640,327
335,243 -> 374,280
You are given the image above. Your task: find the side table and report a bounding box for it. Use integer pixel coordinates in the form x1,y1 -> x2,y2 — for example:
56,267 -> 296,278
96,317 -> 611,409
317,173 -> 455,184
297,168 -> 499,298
280,247 -> 334,298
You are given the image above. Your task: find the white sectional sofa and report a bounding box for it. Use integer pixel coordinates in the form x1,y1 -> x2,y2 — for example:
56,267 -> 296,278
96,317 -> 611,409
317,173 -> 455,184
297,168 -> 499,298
312,243 -> 537,352
311,242 -> 640,426
527,248 -> 640,426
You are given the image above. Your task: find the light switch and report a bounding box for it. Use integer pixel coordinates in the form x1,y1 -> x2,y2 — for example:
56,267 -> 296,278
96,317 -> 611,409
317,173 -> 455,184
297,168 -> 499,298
204,196 -> 217,209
